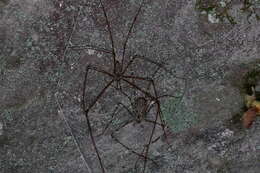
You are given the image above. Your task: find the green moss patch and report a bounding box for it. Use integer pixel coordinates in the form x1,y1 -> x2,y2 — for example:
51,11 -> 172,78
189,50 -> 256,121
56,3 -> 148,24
161,97 -> 199,132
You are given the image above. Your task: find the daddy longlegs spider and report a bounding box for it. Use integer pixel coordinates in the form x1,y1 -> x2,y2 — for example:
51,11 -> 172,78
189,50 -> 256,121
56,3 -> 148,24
78,0 -> 185,172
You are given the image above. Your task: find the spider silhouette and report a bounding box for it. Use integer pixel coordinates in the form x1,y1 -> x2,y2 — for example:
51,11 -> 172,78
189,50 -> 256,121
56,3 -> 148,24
79,0 -> 184,172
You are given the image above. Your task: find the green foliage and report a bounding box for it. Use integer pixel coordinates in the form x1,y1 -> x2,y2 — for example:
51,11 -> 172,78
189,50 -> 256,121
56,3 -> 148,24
229,61 -> 260,129
196,0 -> 260,24
161,98 -> 199,132
241,0 -> 260,21
242,63 -> 260,95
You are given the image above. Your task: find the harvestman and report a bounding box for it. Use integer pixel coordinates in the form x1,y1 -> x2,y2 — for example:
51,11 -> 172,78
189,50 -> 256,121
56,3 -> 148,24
74,0 -> 185,172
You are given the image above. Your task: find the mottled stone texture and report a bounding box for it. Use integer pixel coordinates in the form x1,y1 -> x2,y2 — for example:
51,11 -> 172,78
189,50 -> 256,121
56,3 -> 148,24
0,0 -> 259,173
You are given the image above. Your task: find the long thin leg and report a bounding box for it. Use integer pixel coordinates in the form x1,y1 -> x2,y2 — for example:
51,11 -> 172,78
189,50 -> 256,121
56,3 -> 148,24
96,105 -> 121,137
122,78 -> 154,99
122,55 -> 138,75
84,66 -> 115,112
119,101 -> 160,126
121,75 -> 170,131
68,44 -> 113,54
117,95 -> 165,131
82,66 -> 115,173
62,8 -> 80,63
122,55 -> 186,99
122,75 -> 168,101
114,85 -> 165,125
87,65 -> 114,78
124,72 -> 183,99
144,99 -> 166,129
133,133 -> 160,172
123,76 -> 168,173
134,146 -> 146,172
111,123 -> 158,166
109,81 -> 133,101
142,78 -> 180,172
99,0 -> 117,69
157,107 -> 171,145
55,95 -> 93,173
142,103 -> 160,173
117,102 -> 136,119
119,76 -> 165,172
121,77 -> 169,149
140,78 -> 162,173
121,0 -> 145,65
146,78 -> 171,143
112,100 -> 159,127
134,55 -> 186,80
117,101 -> 163,126
121,54 -> 171,98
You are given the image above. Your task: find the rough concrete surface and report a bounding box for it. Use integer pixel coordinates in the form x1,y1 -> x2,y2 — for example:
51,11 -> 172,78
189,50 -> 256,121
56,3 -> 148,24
0,0 -> 259,173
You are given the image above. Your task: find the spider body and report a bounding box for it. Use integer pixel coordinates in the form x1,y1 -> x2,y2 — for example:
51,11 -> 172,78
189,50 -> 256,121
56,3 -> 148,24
109,94 -> 164,171
112,60 -> 125,89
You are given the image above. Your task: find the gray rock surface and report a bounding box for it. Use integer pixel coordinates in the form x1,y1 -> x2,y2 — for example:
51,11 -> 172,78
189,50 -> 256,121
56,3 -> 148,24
0,0 -> 259,173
